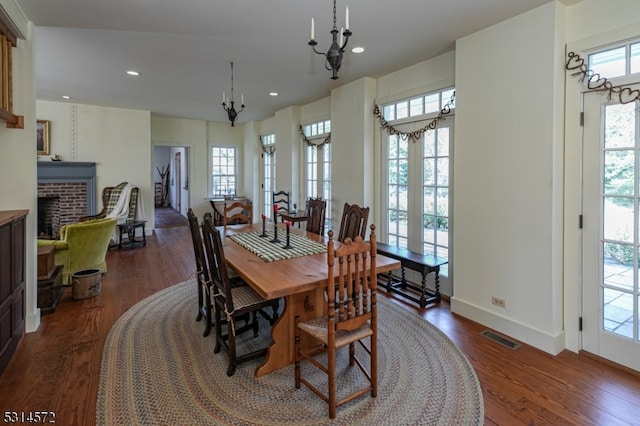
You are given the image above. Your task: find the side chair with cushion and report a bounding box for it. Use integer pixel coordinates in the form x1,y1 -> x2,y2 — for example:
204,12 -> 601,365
37,217 -> 118,285
295,225 -> 378,419
80,182 -> 139,222
272,190 -> 290,221
223,200 -> 253,236
337,202 -> 370,242
201,217 -> 280,376
187,208 -> 215,337
305,197 -> 327,236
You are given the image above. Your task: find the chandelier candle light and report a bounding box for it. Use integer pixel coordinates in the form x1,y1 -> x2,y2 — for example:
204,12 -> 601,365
221,61 -> 245,126
309,0 -> 351,80
260,214 -> 268,237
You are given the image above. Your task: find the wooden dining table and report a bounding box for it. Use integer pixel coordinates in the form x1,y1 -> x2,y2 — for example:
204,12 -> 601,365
221,222 -> 401,377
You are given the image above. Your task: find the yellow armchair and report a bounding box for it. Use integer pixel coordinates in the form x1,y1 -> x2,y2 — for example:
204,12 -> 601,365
38,218 -> 117,285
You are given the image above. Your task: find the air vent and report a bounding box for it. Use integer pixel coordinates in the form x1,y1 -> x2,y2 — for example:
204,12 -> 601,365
480,330 -> 520,350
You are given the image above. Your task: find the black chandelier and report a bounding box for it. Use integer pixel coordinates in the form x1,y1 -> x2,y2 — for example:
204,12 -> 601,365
308,0 -> 351,80
221,61 -> 244,126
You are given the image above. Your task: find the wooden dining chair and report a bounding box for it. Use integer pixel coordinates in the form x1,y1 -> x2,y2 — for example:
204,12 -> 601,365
272,190 -> 290,221
223,200 -> 253,236
187,208 -> 215,337
337,202 -> 370,242
201,217 -> 280,376
305,197 -> 327,236
295,225 -> 378,419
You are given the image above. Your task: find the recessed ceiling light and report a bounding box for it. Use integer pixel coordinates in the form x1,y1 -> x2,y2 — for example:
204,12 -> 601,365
62,95 -> 71,99
351,46 -> 365,54
269,92 -> 279,97
126,70 -> 140,76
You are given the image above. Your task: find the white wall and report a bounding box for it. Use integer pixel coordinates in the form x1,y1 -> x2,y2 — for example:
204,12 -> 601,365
452,2 -> 566,354
0,1 -> 38,331
37,101 -> 153,230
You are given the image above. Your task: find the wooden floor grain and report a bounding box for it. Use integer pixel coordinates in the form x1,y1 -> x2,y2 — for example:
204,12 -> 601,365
1,224 -> 639,425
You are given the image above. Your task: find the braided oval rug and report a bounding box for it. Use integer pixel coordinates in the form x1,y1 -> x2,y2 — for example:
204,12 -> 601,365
96,279 -> 483,425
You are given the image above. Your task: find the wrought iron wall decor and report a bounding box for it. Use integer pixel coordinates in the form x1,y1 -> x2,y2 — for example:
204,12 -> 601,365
566,51 -> 640,104
299,125 -> 331,148
373,91 -> 456,143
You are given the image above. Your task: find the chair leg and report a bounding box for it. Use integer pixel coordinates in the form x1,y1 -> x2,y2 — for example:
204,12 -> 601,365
328,346 -> 336,419
227,318 -> 237,376
213,304 -> 222,354
349,342 -> 355,366
203,285 -> 213,337
196,280 -> 203,322
252,311 -> 259,337
294,315 -> 301,389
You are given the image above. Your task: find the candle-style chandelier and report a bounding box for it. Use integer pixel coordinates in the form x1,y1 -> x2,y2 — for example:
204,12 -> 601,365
308,0 -> 351,80
221,61 -> 244,126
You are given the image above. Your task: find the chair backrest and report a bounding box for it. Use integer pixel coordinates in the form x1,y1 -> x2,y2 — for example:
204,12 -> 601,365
326,225 -> 377,337
201,217 -> 235,311
337,202 -> 370,242
223,201 -> 253,235
102,182 -> 139,222
305,198 -> 327,236
272,190 -> 290,220
187,209 -> 210,285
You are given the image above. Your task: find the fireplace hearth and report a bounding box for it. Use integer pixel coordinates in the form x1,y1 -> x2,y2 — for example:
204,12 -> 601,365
37,162 -> 97,239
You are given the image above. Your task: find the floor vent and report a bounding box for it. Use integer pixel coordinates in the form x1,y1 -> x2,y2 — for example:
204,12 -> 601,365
480,330 -> 520,350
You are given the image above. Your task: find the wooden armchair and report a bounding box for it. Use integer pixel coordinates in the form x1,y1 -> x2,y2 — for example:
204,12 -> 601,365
305,198 -> 327,236
202,217 -> 279,376
223,200 -> 253,236
295,225 -> 378,418
81,182 -> 139,222
337,202 -> 369,242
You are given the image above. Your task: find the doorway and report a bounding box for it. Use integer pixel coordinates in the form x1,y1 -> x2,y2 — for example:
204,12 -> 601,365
582,88 -> 640,372
154,145 -> 190,228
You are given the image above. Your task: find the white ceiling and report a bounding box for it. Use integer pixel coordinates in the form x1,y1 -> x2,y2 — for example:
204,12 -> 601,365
18,0 -> 562,124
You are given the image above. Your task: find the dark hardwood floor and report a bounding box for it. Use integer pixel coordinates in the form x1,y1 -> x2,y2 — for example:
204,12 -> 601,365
1,224 -> 639,425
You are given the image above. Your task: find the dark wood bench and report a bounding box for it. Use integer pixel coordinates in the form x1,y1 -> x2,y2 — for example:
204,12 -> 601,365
376,242 -> 448,308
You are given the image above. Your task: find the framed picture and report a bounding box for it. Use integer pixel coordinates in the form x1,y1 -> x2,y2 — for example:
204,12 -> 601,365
37,120 -> 50,155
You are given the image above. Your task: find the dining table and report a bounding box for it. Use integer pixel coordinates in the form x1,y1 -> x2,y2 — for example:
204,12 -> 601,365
221,222 -> 401,377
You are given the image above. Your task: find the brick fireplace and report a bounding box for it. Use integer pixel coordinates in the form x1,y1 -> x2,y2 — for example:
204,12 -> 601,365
37,162 -> 97,239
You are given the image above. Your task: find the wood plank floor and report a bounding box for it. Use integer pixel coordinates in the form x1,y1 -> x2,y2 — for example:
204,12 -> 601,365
1,224 -> 639,425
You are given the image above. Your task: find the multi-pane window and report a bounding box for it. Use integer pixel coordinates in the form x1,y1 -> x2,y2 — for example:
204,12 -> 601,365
262,134 -> 276,219
211,146 -> 236,196
588,39 -> 640,79
303,120 -> 331,231
383,88 -> 454,270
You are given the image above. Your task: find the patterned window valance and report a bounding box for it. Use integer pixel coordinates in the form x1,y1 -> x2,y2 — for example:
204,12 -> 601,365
299,125 -> 331,148
373,91 -> 456,142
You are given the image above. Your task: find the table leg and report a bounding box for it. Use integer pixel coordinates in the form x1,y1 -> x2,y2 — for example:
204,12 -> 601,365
255,288 -> 325,377
419,271 -> 427,308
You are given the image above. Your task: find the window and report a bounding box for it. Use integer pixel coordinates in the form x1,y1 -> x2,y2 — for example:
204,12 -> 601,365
302,120 -> 331,230
211,146 -> 237,196
262,134 -> 276,219
383,88 -> 454,272
588,39 -> 640,79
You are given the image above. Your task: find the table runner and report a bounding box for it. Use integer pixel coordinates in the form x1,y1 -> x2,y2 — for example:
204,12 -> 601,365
229,230 -> 327,262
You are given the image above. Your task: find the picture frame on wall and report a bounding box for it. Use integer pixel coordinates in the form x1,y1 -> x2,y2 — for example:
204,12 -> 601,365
37,120 -> 50,155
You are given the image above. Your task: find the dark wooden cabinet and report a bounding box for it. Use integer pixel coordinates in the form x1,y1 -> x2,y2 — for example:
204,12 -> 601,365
0,210 -> 27,377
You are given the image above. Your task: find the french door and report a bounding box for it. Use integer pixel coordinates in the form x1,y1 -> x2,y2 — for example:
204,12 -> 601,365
582,87 -> 640,371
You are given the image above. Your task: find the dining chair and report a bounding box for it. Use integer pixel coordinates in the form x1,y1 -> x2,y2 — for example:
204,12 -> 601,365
223,200 -> 253,236
337,202 -> 369,242
294,225 -> 378,419
305,197 -> 327,236
201,217 -> 280,376
187,208 -> 215,337
272,190 -> 290,221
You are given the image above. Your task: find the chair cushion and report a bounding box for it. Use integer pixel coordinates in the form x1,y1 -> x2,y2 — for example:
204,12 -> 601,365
230,285 -> 269,310
298,316 -> 373,348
